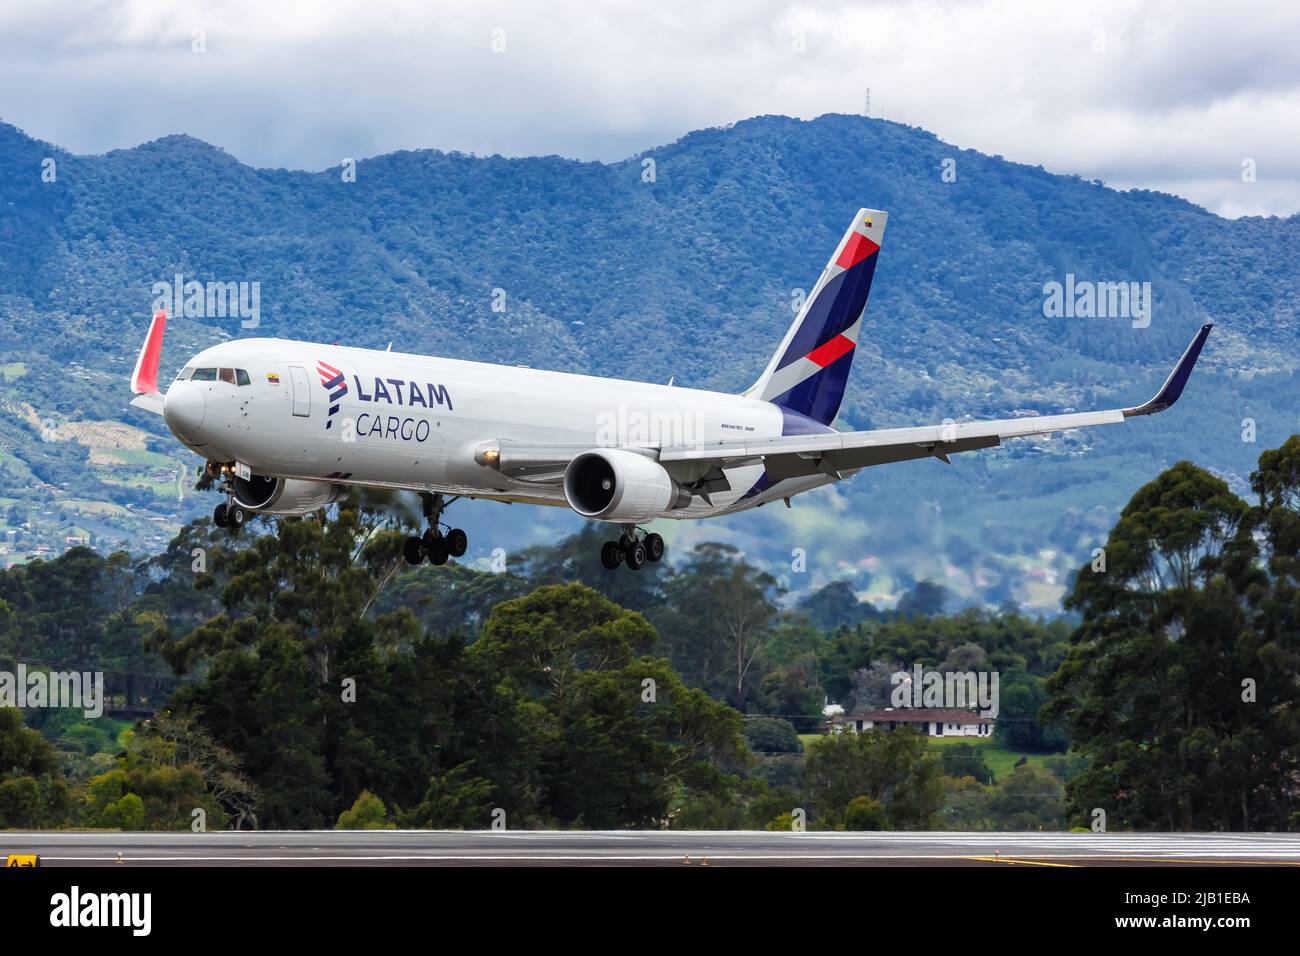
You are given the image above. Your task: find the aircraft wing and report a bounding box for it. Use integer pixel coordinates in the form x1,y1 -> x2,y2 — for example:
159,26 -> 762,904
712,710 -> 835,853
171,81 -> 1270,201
657,323 -> 1213,482
481,322 -> 1210,493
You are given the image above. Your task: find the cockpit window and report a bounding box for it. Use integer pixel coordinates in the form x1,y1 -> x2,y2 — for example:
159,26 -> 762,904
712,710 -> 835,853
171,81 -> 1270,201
184,367 -> 250,384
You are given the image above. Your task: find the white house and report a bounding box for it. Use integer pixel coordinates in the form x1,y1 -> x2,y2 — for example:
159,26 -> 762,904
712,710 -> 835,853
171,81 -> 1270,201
831,707 -> 995,738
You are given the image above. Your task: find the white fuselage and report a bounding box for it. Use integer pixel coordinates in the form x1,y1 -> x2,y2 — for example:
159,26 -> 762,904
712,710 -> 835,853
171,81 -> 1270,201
162,338 -> 837,520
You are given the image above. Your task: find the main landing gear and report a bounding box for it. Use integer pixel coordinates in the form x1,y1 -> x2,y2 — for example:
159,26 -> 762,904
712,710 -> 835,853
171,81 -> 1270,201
600,526 -> 665,571
404,492 -> 469,566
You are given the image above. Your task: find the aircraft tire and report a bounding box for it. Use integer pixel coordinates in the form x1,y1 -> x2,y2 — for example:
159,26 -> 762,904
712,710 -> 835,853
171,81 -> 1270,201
600,541 -> 622,570
425,536 -> 450,566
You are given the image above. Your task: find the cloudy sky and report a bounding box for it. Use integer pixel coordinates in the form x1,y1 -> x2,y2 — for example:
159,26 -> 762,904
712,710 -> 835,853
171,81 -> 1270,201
1,0 -> 1295,217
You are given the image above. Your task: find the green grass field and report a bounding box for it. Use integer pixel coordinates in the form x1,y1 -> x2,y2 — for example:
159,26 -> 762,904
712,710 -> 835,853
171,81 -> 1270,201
797,731 -> 1051,780
926,735 -> 1050,779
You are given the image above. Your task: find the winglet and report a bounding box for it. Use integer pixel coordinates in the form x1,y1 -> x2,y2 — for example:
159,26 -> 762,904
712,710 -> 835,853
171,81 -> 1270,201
1122,323 -> 1213,417
130,309 -> 167,395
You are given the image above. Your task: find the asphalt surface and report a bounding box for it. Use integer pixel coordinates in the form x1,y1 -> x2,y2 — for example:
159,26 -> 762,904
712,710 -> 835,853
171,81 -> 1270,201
6,830 -> 1300,866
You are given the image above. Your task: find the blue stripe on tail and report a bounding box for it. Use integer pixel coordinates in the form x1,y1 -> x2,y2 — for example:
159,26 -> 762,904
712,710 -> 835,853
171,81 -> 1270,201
769,250 -> 880,425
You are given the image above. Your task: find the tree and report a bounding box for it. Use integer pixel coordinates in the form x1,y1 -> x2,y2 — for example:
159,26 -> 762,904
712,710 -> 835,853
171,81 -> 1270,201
802,730 -> 944,829
742,716 -> 802,754
986,765 -> 1065,830
998,673 -> 1067,752
797,580 -> 880,631
400,764 -> 495,829
470,586 -> 750,827
1045,459 -> 1295,830
79,716 -> 252,831
661,543 -> 782,707
0,708 -> 72,828
939,775 -> 993,831
934,741 -> 995,785
149,504 -> 442,827
469,583 -> 657,701
843,795 -> 888,830
336,790 -> 396,829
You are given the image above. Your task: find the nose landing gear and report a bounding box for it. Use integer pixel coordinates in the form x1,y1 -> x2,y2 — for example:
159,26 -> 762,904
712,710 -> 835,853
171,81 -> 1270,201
210,463 -> 247,530
403,492 -> 470,566
600,526 -> 665,571
213,500 -> 248,529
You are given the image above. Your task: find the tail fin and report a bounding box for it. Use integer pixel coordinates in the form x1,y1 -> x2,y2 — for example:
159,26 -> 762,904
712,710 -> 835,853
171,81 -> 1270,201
746,208 -> 887,426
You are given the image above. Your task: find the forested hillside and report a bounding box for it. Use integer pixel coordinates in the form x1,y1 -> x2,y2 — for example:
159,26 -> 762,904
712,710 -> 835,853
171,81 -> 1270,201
1,113 -> 1297,610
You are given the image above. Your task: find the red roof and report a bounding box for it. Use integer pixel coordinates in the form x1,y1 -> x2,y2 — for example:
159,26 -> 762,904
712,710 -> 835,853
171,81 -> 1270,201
834,708 -> 994,726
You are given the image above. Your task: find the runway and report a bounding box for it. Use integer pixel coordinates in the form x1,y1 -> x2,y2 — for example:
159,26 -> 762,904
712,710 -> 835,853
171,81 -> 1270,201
7,830 -> 1300,866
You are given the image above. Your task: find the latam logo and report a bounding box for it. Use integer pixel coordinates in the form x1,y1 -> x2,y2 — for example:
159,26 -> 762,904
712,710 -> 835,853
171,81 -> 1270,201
352,375 -> 454,411
318,360 -> 348,430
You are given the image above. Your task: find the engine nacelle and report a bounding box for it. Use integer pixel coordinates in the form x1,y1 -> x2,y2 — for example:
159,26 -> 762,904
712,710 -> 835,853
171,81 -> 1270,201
563,449 -> 691,521
233,474 -> 344,515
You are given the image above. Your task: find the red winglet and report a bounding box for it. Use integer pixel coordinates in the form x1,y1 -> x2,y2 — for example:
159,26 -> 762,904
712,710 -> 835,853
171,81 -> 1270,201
130,309 -> 167,394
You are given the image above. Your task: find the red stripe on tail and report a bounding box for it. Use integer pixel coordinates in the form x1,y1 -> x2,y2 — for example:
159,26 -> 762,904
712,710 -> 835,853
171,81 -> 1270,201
835,232 -> 880,270
805,333 -> 855,368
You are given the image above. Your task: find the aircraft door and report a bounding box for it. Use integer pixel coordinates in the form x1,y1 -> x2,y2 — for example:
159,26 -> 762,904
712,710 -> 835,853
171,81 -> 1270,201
289,365 -> 311,417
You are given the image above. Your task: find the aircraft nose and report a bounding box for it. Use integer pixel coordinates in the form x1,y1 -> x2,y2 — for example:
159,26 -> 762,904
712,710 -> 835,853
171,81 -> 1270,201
164,383 -> 206,440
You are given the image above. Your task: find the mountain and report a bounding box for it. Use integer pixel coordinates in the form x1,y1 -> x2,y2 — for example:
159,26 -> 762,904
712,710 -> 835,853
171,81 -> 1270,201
1,113 -> 1297,610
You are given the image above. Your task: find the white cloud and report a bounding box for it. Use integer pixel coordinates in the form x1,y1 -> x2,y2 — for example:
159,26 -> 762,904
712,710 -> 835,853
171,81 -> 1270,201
0,0 -> 1295,216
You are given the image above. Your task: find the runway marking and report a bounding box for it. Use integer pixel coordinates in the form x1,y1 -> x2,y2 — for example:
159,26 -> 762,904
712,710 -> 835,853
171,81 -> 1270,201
1080,857 -> 1300,866
965,856 -> 1080,867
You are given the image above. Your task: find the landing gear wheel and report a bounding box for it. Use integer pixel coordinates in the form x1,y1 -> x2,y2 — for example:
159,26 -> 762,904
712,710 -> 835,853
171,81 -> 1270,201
624,541 -> 647,570
213,502 -> 229,528
228,503 -> 248,528
600,541 -> 623,570
644,533 -> 665,562
445,528 -> 468,557
403,536 -> 425,566
425,535 -> 450,566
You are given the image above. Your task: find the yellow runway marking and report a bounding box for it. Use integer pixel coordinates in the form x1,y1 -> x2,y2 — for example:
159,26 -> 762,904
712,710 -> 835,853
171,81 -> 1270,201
965,856 -> 1080,867
1092,857 -> 1300,866
967,855 -> 1299,867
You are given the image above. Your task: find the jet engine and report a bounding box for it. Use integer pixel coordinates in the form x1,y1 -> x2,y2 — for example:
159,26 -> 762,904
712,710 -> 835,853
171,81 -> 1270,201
233,474 -> 344,515
563,449 -> 691,521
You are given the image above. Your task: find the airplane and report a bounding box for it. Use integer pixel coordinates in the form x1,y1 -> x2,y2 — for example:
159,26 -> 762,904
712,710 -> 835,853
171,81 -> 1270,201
128,208 -> 1212,571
